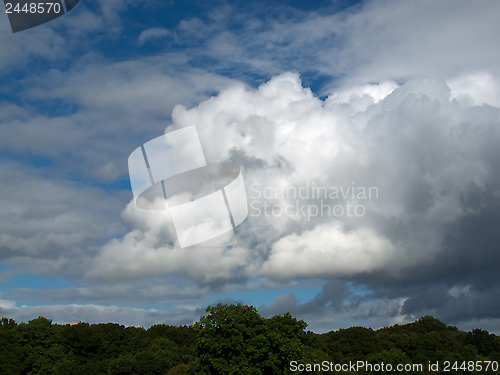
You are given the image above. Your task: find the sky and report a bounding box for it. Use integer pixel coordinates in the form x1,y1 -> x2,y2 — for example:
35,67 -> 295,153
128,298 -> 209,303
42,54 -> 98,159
0,0 -> 500,333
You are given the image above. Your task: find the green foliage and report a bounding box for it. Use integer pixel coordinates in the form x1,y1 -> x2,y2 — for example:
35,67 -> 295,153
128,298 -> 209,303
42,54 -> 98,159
466,329 -> 500,357
0,318 -> 24,374
317,326 -> 378,362
0,316 -> 195,374
189,303 -> 308,374
1,308 -> 499,375
166,363 -> 188,375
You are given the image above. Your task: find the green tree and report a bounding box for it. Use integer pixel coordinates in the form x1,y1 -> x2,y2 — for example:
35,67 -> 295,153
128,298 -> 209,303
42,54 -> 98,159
189,303 -> 308,375
466,328 -> 500,357
366,348 -> 413,375
167,363 -> 188,375
0,318 -> 24,375
264,313 -> 308,372
18,317 -> 57,374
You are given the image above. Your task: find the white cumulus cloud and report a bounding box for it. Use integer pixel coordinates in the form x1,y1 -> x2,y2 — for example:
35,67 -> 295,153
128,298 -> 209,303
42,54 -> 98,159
91,71 -> 500,286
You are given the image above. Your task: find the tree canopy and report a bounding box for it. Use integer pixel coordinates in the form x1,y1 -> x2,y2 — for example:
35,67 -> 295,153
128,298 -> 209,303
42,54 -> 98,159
189,303 -> 308,374
0,307 -> 499,374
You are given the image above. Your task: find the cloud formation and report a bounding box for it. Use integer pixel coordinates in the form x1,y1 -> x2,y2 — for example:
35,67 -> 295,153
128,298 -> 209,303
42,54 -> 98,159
167,0 -> 500,90
1,0 -> 499,333
83,71 -> 500,331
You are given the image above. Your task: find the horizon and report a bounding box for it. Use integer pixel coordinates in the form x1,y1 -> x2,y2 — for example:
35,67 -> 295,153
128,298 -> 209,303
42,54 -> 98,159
2,307 -> 493,337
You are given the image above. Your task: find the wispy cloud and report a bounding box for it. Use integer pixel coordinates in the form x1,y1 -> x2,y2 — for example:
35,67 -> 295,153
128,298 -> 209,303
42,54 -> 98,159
138,27 -> 172,45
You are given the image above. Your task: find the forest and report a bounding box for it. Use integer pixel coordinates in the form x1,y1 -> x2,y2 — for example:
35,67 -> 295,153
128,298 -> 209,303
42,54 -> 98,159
1,303 -> 499,374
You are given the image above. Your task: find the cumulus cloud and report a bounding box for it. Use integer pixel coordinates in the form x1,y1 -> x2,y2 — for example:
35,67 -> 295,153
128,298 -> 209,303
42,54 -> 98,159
93,71 -> 500,298
448,73 -> 500,107
262,222 -> 398,280
86,199 -> 251,284
4,67 -> 498,329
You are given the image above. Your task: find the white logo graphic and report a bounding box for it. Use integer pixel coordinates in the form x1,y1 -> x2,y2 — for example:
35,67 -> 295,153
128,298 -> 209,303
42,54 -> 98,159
128,126 -> 248,248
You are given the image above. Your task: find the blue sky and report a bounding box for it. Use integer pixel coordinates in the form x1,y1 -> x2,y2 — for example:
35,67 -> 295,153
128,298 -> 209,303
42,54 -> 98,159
1,0 -> 500,333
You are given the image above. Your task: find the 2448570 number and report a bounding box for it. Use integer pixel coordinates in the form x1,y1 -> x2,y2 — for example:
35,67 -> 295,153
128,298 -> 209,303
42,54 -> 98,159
5,2 -> 62,14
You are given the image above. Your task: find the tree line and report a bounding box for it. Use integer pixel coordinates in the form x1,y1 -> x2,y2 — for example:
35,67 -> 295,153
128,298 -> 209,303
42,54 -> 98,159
1,303 -> 499,374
